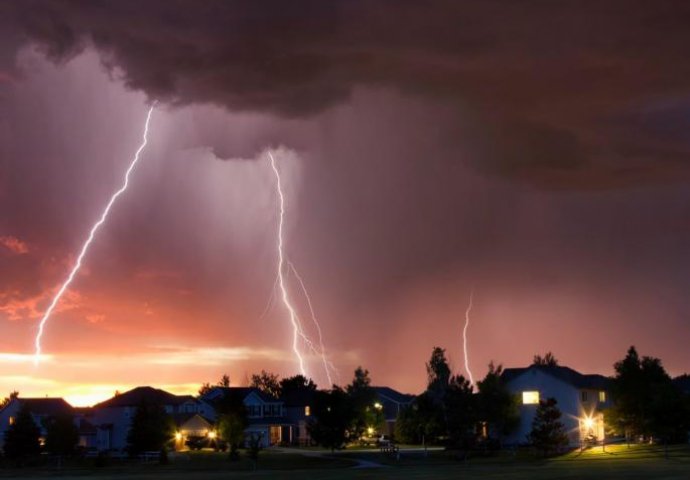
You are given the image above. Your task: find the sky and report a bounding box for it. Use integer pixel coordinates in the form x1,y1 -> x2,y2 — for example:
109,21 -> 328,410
1,1 -> 690,406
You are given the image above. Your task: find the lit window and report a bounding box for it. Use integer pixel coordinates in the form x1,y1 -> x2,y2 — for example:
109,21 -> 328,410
522,391 -> 539,405
8,417 -> 14,426
305,406 -> 310,416
599,391 -> 606,403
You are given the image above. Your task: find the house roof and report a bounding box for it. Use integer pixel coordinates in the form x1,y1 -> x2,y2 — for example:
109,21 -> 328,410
372,386 -> 416,404
94,386 -> 197,408
201,387 -> 280,404
171,412 -> 213,428
15,398 -> 74,417
501,365 -> 612,390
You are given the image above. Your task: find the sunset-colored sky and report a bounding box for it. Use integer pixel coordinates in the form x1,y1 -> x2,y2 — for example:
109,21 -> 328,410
2,1 -> 690,407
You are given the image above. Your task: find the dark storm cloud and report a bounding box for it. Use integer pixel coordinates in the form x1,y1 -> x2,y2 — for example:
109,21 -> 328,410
4,0 -> 690,188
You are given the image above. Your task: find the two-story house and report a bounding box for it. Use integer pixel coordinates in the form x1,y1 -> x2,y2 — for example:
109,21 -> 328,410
501,365 -> 611,446
372,386 -> 415,436
201,387 -> 291,447
90,386 -> 214,452
0,397 -> 75,450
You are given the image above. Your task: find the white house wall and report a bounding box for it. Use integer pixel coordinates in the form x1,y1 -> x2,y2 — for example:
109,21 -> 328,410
504,370 -> 582,446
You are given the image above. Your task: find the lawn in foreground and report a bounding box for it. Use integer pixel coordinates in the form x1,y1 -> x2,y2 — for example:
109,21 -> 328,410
2,444 -> 690,479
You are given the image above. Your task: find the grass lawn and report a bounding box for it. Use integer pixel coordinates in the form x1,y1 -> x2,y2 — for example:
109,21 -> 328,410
1,444 -> 690,479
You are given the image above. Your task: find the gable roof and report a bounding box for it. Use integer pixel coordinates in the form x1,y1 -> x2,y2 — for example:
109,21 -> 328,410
94,387 -> 196,408
373,386 -> 415,404
16,398 -> 74,417
501,365 -> 611,390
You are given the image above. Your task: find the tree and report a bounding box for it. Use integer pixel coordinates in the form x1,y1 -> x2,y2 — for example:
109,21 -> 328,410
0,390 -> 18,409
444,375 -> 477,448
426,347 -> 452,404
250,370 -> 281,398
219,374 -> 231,387
307,387 -> 354,451
532,352 -> 559,367
3,404 -> 40,462
476,362 -> 520,442
215,390 -> 249,459
528,398 -> 569,456
610,346 -> 689,443
198,374 -> 231,397
198,383 -> 213,396
126,401 -> 175,456
45,414 -> 79,456
346,367 -> 382,441
280,375 -> 317,396
395,392 -> 444,444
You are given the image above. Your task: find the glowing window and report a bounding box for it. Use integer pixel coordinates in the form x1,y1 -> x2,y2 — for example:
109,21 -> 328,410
522,391 -> 540,405
599,391 -> 606,403
305,406 -> 311,417
8,416 -> 14,426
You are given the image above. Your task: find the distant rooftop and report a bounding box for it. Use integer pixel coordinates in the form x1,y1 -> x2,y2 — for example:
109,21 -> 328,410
501,365 -> 611,390
372,386 -> 415,404
95,386 -> 196,408
7,397 -> 74,417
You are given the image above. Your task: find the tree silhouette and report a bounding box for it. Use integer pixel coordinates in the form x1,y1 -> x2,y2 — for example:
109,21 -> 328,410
532,352 -> 559,367
45,414 -> 79,455
3,404 -> 40,463
528,398 -> 568,456
250,370 -> 281,398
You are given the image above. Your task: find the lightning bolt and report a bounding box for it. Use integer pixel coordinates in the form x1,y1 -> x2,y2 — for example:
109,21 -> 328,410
288,261 -> 336,386
462,287 -> 475,385
269,151 -> 308,377
34,105 -> 155,365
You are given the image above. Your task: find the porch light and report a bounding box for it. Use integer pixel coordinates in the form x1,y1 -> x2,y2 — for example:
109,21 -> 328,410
175,432 -> 182,441
208,430 -> 217,439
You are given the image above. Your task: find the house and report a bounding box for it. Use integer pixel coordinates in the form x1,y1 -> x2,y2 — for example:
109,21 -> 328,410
201,387 -> 292,448
501,365 -> 612,446
0,397 -> 74,449
281,389 -> 316,446
90,386 -> 214,452
372,386 -> 415,436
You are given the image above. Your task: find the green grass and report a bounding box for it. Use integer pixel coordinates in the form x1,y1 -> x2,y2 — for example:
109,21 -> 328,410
1,444 -> 690,479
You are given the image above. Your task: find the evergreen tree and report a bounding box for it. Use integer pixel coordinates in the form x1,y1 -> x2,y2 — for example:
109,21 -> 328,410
346,367 -> 382,440
3,404 -> 40,462
126,401 -> 174,456
444,374 -> 477,448
45,414 -> 79,455
528,398 -> 569,456
476,362 -> 520,441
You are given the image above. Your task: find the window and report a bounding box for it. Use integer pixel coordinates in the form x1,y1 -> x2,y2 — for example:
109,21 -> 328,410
8,416 -> 14,426
522,391 -> 539,404
599,391 -> 606,403
305,406 -> 311,417
581,391 -> 588,402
